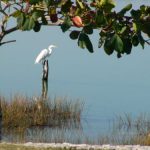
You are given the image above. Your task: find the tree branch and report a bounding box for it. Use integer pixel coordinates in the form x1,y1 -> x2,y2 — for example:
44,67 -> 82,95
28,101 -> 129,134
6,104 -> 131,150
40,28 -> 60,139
0,39 -> 16,46
5,26 -> 18,35
0,26 -> 18,46
145,39 -> 150,45
0,9 -> 8,16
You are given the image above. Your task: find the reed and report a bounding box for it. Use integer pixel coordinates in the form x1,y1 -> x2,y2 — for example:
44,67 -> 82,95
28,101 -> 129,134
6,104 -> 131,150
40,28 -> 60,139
123,113 -> 150,145
100,113 -> 150,145
0,95 -> 83,130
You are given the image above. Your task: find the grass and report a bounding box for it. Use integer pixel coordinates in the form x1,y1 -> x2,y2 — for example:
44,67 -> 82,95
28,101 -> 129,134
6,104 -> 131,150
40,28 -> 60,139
0,95 -> 83,130
97,113 -> 150,145
119,113 -> 150,145
2,95 -> 150,146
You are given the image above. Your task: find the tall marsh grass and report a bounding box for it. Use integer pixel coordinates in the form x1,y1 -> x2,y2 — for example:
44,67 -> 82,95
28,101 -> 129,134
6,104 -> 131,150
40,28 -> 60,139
118,113 -> 150,145
100,113 -> 150,145
2,95 -> 150,146
0,95 -> 83,129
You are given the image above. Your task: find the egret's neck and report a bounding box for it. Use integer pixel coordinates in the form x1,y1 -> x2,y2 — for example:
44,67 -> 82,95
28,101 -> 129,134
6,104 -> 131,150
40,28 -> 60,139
48,48 -> 52,54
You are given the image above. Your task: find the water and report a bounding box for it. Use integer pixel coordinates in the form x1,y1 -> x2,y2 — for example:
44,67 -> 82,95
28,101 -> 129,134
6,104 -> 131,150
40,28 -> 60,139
0,0 -> 150,143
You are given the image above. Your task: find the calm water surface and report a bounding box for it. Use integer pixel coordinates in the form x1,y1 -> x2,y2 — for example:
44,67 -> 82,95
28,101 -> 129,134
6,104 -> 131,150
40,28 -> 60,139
0,0 -> 150,142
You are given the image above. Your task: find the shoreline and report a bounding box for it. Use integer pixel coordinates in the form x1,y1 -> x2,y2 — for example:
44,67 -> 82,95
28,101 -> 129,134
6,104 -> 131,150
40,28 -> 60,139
1,142 -> 150,150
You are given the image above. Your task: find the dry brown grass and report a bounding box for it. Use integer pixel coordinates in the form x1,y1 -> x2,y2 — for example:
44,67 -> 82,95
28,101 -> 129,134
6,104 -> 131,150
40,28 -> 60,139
0,95 -> 83,129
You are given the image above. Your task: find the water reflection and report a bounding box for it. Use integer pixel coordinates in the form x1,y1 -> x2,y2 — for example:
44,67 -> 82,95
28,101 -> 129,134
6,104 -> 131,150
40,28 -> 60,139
3,113 -> 150,145
42,80 -> 48,100
0,98 -> 2,142
25,127 -> 84,143
3,124 -> 83,143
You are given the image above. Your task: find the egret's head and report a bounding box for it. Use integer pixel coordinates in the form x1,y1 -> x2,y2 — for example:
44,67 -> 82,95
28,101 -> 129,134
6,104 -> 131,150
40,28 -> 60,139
48,45 -> 57,50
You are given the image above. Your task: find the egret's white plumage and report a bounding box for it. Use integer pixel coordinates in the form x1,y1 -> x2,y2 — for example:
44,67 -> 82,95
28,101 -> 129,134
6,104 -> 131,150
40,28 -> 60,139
35,45 -> 56,64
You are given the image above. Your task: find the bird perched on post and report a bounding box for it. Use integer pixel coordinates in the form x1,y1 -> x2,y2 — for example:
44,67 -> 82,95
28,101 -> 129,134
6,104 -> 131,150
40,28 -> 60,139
35,45 -> 57,64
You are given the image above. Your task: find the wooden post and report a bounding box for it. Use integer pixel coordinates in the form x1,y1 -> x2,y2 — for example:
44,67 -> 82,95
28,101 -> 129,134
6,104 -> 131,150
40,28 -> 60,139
42,60 -> 49,99
0,99 -> 2,142
42,60 -> 49,81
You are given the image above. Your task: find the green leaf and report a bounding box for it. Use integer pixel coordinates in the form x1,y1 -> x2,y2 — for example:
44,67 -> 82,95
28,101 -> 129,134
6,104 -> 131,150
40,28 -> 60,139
44,0 -> 53,6
117,52 -> 122,58
133,23 -> 138,32
61,0 -> 73,13
131,9 -> 141,20
95,10 -> 106,26
86,38 -> 94,53
138,33 -> 145,49
78,33 -> 94,53
33,21 -> 41,32
83,25 -> 93,35
140,5 -> 146,12
100,0 -> 115,12
43,0 -> 50,6
41,16 -> 48,25
104,37 -> 114,55
29,0 -> 42,5
98,36 -> 106,48
118,4 -> 132,16
114,34 -> 124,53
76,0 -> 84,9
69,31 -> 80,40
22,17 -> 30,31
141,22 -> 150,37
22,16 -> 35,31
78,33 -> 86,49
32,11 -> 42,21
123,38 -> 132,54
12,10 -> 21,18
28,17 -> 35,30
132,34 -> 139,46
61,16 -> 72,32
17,12 -> 25,28
120,26 -> 127,34
1,0 -> 9,3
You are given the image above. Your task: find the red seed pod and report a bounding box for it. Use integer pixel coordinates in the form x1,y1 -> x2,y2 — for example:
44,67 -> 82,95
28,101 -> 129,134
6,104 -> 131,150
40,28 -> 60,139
72,16 -> 84,28
50,14 -> 58,23
90,2 -> 97,7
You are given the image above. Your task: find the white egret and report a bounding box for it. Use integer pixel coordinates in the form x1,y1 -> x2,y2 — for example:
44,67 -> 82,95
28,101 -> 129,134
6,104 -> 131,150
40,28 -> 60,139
35,45 -> 56,64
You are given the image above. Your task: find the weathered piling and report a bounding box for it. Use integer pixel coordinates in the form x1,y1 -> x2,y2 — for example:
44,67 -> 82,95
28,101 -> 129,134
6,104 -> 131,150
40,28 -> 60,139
42,60 -> 49,99
42,60 -> 49,81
